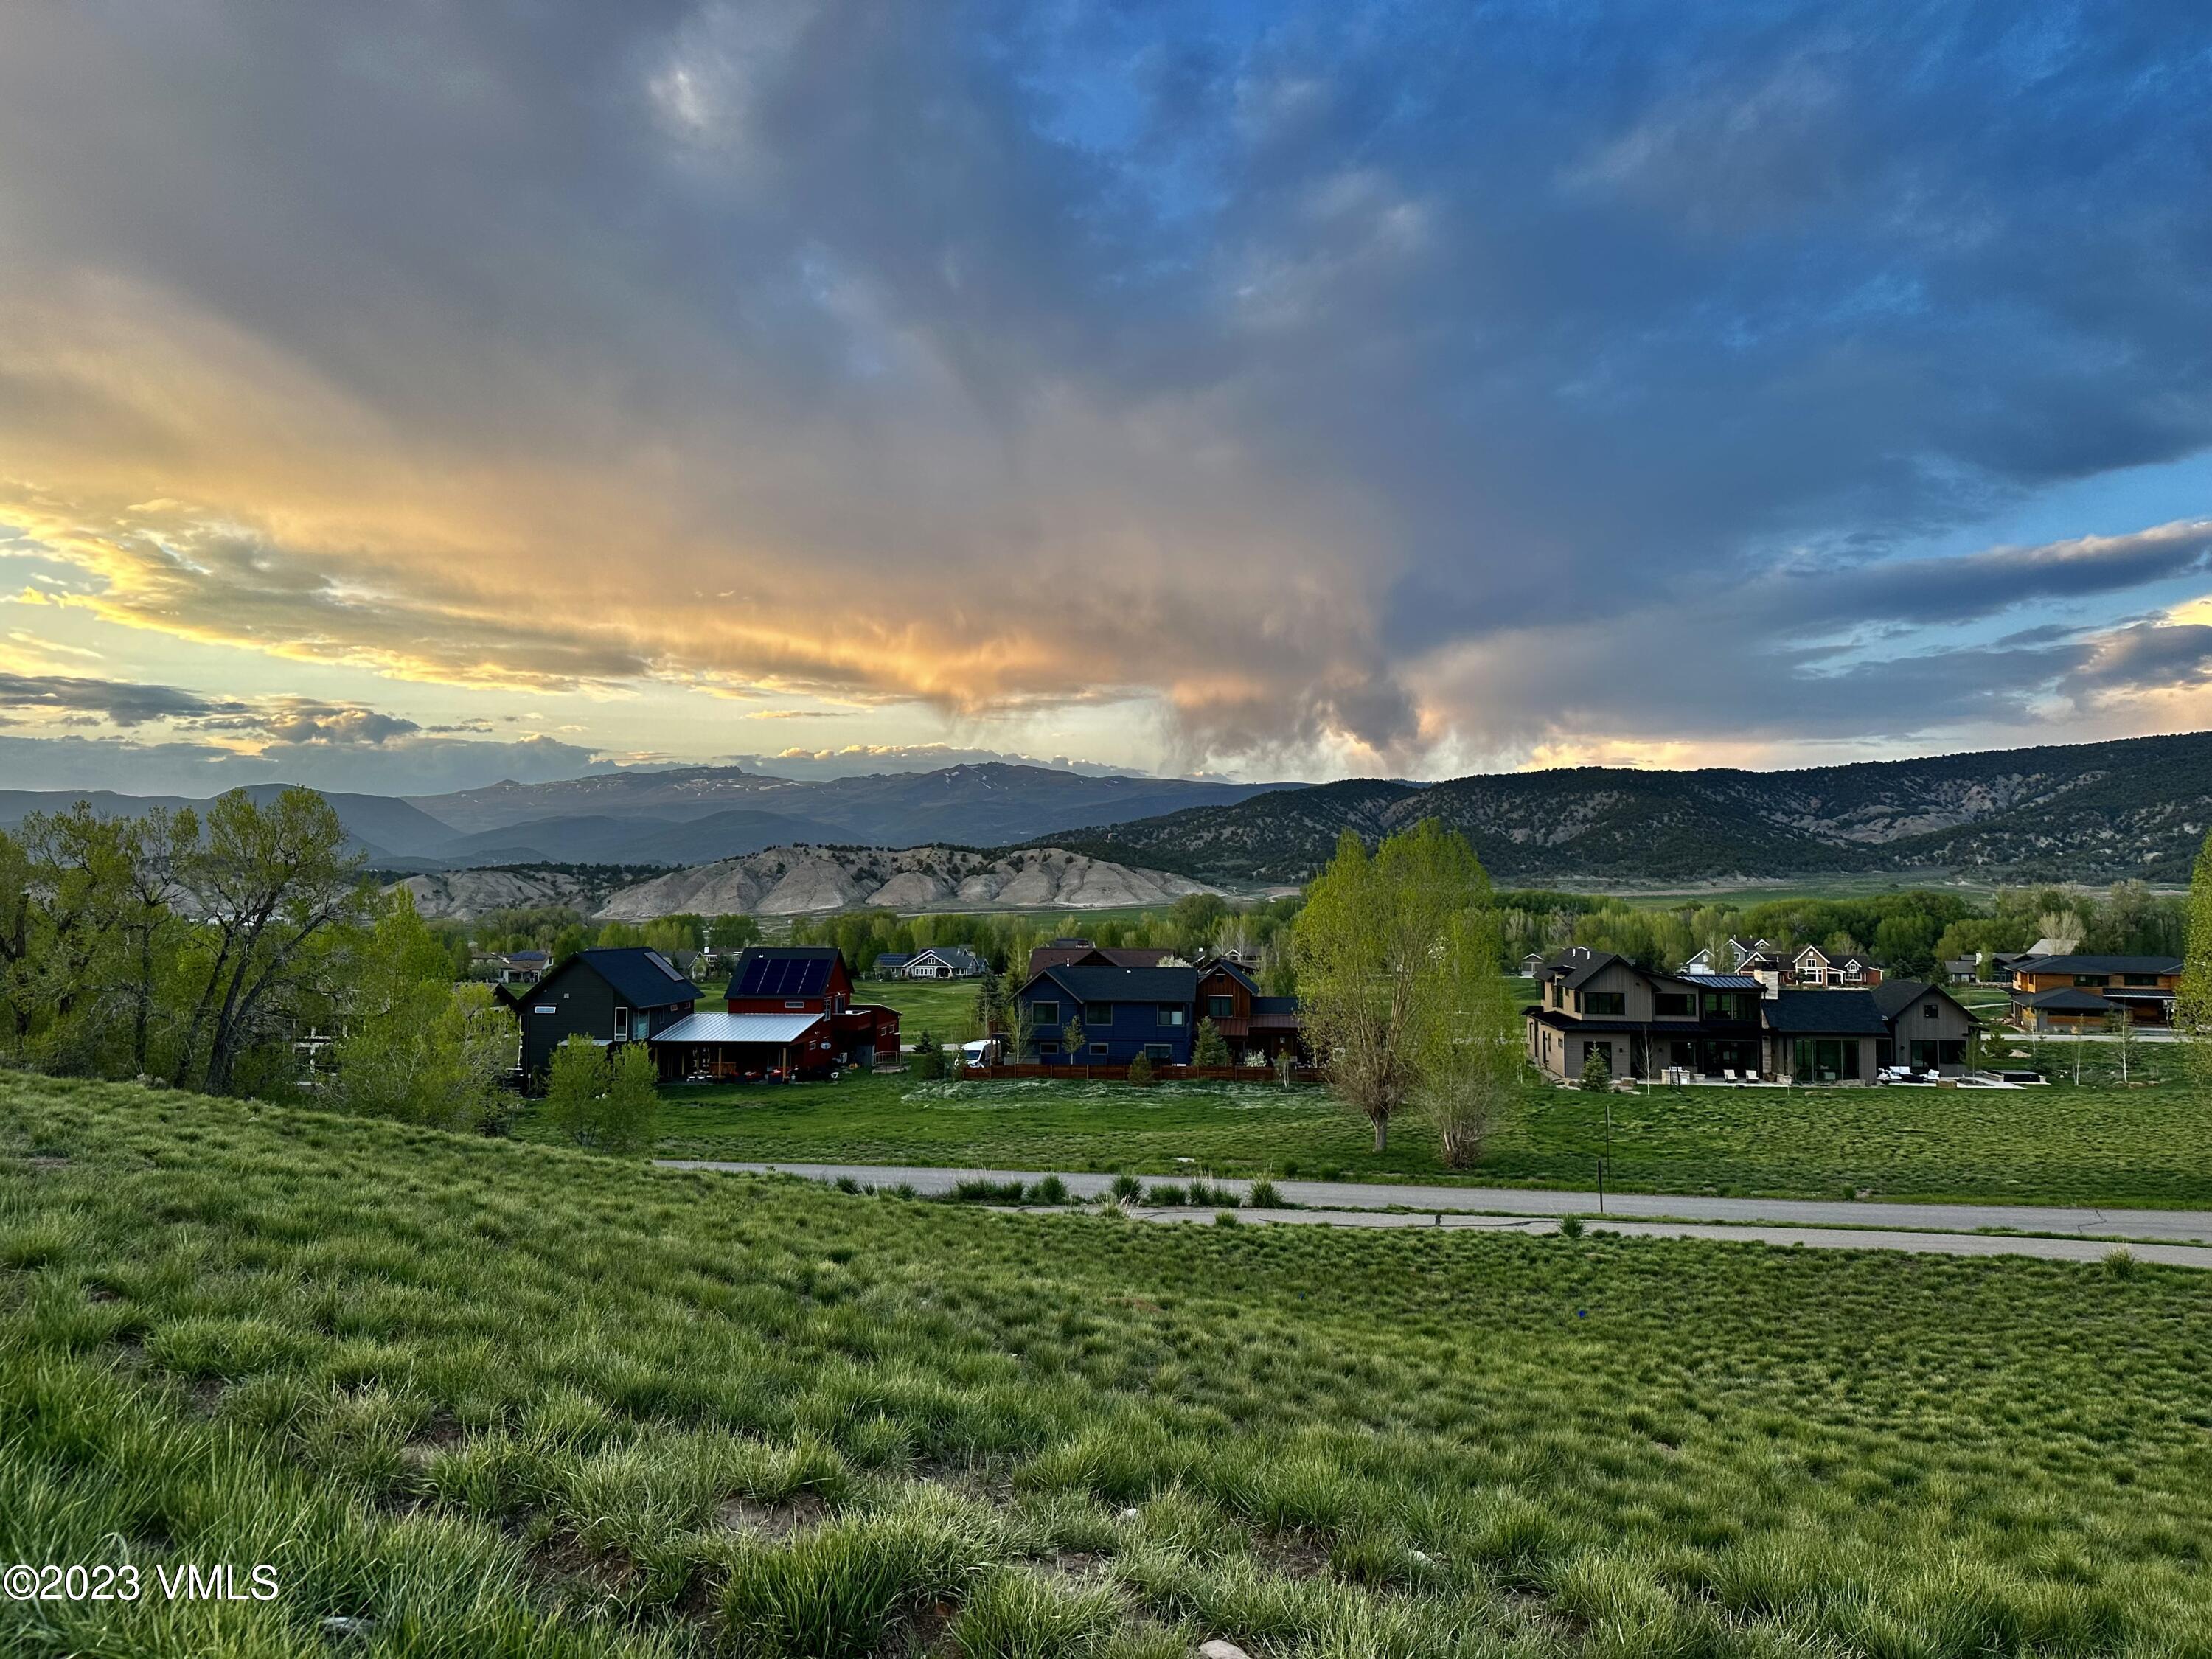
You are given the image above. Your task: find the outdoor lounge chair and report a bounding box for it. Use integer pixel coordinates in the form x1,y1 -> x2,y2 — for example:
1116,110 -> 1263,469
1722,1068 -> 1740,1084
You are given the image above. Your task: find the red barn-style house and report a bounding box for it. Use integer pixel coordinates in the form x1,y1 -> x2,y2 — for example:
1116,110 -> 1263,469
726,945 -> 900,1070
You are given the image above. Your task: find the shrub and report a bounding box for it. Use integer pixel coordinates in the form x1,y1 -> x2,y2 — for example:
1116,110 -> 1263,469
1110,1172 -> 1143,1203
1559,1215 -> 1585,1239
2104,1245 -> 2138,1279
543,1036 -> 658,1155
1027,1175 -> 1071,1206
1248,1179 -> 1282,1209
911,1032 -> 947,1081
950,1178 -> 1026,1204
1144,1183 -> 1186,1206
1126,1051 -> 1155,1085
1193,1018 -> 1231,1069
1214,1209 -> 1240,1227
1579,1049 -> 1613,1092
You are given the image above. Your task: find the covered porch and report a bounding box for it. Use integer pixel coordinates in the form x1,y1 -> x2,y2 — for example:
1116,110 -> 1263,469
649,1011 -> 838,1083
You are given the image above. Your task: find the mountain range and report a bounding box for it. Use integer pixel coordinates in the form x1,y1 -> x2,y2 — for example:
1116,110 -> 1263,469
1036,731 -> 2212,885
0,765 -> 1290,870
9,731 -> 2212,887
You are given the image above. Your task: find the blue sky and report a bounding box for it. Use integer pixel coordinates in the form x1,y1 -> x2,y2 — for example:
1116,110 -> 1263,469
0,0 -> 2208,796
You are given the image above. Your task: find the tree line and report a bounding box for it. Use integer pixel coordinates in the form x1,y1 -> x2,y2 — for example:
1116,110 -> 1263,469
0,789 -> 520,1130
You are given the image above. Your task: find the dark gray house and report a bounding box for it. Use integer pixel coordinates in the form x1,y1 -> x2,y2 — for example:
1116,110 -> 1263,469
518,947 -> 702,1078
1761,990 -> 1888,1084
1871,979 -> 1978,1074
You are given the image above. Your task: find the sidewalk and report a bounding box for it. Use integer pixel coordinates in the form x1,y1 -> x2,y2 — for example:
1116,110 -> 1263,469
655,1158 -> 2212,1252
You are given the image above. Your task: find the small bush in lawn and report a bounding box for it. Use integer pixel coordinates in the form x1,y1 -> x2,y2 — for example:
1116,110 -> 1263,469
950,1178 -> 1026,1204
1248,1178 -> 1281,1209
1145,1183 -> 1186,1206
1110,1172 -> 1143,1203
834,1175 -> 861,1194
1214,1209 -> 1240,1228
721,1506 -> 987,1658
911,1032 -> 948,1081
2104,1245 -> 2138,1278
1028,1175 -> 1071,1206
947,1568 -> 1119,1659
1126,1051 -> 1154,1085
1559,1215 -> 1585,1239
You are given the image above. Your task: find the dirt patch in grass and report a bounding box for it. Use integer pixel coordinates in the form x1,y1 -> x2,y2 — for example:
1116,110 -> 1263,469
716,1489 -> 832,1539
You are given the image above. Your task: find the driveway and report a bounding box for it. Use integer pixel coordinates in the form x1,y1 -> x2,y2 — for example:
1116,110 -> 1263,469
655,1158 -> 2212,1249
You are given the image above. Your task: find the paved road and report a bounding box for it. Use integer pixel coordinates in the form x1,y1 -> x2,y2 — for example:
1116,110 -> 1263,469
656,1158 -> 2212,1245
1090,1207 -> 2212,1268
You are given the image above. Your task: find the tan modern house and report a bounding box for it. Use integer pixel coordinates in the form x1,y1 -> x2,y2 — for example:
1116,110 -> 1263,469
2007,954 -> 2181,1031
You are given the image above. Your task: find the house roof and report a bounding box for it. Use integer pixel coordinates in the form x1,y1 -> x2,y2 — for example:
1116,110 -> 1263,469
1030,964 -> 1199,1003
1691,975 -> 1766,990
1199,958 -> 1261,995
1540,947 -> 1627,991
729,945 -> 845,998
650,1011 -> 825,1044
2020,987 -> 2115,1012
1761,990 -> 1889,1034
913,945 -> 986,970
1248,995 -> 1301,1031
2014,954 -> 2181,976
874,953 -> 915,969
1868,979 -> 1976,1023
570,947 -> 702,1007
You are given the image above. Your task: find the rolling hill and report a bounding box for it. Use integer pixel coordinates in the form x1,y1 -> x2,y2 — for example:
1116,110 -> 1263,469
1035,731 -> 2212,884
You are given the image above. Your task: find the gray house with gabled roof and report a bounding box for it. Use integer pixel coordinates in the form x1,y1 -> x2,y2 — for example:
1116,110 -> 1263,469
518,947 -> 702,1078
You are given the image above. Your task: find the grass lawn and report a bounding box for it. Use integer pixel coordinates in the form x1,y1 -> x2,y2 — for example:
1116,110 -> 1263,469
9,1073 -> 2212,1657
601,1066 -> 2212,1207
860,979 -> 988,1043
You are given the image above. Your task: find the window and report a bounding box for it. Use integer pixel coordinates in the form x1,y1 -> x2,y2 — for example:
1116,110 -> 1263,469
785,999 -> 805,1009
1923,1004 -> 1938,1019
532,1004 -> 556,1015
1032,1001 -> 1060,1025
1158,1006 -> 1186,1026
1090,1043 -> 1109,1057
1790,1038 -> 1860,1082
2074,974 -> 2107,987
1085,1003 -> 1113,1025
1144,1043 -> 1172,1060
1207,995 -> 1236,1018
1039,1041 -> 1060,1055
613,1006 -> 629,1039
1582,992 -> 1625,1017
2123,974 -> 2162,987
1654,992 -> 1692,1017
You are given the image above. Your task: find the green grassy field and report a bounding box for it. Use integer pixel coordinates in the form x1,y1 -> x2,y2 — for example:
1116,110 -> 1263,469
8,1074 -> 2212,1657
862,979 -> 989,1042
607,1066 -> 2212,1207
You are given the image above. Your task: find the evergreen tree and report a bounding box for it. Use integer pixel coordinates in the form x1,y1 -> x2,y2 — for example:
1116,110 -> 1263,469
1194,1017 -> 1231,1068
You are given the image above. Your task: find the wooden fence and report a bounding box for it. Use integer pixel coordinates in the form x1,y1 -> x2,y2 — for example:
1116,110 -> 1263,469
967,1062 -> 1319,1085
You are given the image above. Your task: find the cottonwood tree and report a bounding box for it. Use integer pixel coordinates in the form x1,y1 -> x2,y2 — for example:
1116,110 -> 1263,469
1294,820 -> 1497,1152
176,787 -> 370,1094
2177,827 -> 2212,1080
1413,904 -> 1523,1168
333,891 -> 517,1130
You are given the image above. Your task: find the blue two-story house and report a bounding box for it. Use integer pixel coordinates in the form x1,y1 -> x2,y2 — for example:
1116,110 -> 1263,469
1016,964 -> 1198,1065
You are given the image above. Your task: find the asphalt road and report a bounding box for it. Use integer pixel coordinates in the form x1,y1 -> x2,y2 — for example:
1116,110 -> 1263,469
655,1158 -> 2212,1248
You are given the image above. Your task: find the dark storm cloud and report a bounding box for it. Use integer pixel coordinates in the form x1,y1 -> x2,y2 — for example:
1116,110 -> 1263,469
0,672 -> 247,728
0,1 -> 2206,770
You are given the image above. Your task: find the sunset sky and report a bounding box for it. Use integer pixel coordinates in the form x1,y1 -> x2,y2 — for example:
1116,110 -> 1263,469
2,2 -> 2210,797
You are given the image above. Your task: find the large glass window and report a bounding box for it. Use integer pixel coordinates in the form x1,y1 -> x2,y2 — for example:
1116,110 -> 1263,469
1654,992 -> 1692,1017
1158,1006 -> 1186,1026
1792,1038 -> 1860,1082
1085,1002 -> 1113,1025
1032,1001 -> 1059,1025
1582,992 -> 1625,1016
1208,995 -> 1236,1018
2124,974 -> 2162,987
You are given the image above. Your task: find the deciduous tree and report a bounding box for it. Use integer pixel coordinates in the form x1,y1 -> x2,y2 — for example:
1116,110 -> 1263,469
1293,820 -> 1494,1152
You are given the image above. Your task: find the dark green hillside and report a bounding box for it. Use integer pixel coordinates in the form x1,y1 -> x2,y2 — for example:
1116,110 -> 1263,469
1039,729 -> 2212,883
